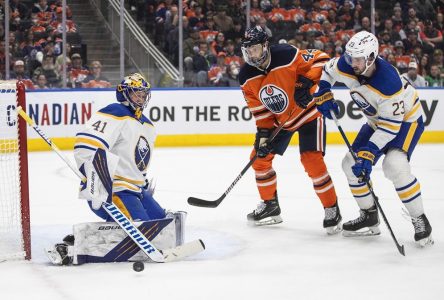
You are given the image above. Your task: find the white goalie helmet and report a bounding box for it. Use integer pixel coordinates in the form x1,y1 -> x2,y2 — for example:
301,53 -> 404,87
344,31 -> 379,73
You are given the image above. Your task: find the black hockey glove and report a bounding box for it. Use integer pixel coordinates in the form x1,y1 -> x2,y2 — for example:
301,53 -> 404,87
294,75 -> 314,109
254,128 -> 274,158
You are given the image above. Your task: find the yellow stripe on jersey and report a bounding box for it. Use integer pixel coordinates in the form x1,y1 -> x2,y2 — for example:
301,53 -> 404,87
114,175 -> 145,185
404,102 -> 420,120
113,181 -> 140,191
377,121 -> 401,131
336,66 -> 357,80
402,121 -> 418,152
75,137 -> 106,149
350,185 -> 370,196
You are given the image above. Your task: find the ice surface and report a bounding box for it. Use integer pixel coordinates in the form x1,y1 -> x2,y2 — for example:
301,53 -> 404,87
1,145 -> 443,300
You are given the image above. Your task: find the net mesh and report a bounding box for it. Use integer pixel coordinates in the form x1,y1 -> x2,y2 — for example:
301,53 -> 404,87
0,81 -> 26,261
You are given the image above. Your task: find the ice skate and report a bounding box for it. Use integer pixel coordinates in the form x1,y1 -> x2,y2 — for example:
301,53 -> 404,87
324,202 -> 342,235
247,198 -> 282,226
343,206 -> 380,237
411,214 -> 433,247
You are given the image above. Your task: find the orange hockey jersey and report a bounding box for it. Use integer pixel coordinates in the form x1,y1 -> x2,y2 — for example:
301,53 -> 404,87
239,44 -> 330,131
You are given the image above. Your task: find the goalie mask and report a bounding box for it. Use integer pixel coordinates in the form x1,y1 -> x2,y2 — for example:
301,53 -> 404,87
344,31 -> 379,75
241,26 -> 270,68
116,73 -> 151,119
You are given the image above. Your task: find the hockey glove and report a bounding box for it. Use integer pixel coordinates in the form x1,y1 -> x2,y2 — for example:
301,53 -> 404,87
313,80 -> 339,119
294,75 -> 314,109
254,128 -> 274,158
352,142 -> 380,183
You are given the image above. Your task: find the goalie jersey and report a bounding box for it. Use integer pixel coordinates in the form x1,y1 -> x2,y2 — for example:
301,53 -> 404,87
321,56 -> 423,150
74,103 -> 155,193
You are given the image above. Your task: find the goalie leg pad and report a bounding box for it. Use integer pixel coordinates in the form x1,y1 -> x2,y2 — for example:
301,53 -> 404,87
71,218 -> 175,264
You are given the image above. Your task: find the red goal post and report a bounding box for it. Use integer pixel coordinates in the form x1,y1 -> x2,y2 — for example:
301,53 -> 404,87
0,80 -> 31,260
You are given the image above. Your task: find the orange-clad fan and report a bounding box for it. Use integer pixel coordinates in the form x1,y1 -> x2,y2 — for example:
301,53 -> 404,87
82,61 -> 112,88
238,26 -> 341,233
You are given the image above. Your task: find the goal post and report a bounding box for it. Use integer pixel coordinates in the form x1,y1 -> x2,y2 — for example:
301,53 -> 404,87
0,80 -> 31,260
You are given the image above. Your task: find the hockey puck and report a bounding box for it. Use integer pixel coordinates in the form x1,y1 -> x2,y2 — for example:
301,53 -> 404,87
132,261 -> 144,272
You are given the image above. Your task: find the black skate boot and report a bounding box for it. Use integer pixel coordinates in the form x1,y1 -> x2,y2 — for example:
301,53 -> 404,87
247,197 -> 282,226
343,206 -> 380,237
323,202 -> 342,235
412,214 -> 434,246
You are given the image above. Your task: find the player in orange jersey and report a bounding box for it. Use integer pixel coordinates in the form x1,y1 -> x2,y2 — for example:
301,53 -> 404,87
239,26 -> 341,233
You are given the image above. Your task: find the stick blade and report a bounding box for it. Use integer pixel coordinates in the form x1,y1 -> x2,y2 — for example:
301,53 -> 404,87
187,197 -> 221,208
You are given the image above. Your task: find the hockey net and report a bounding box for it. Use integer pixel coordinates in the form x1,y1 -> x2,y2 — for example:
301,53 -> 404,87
0,81 -> 31,261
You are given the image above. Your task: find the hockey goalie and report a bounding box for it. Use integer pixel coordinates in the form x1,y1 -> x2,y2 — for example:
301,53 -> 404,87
46,74 -> 201,265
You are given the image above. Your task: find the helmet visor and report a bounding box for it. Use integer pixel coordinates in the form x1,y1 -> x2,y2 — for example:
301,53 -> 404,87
344,52 -> 366,66
241,43 -> 268,67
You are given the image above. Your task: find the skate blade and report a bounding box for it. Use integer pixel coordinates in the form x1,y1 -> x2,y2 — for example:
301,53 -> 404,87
342,226 -> 381,237
417,235 -> 434,247
326,223 -> 343,235
249,215 -> 283,226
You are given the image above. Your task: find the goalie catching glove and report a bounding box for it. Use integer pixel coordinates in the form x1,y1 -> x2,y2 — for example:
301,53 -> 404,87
79,149 -> 119,210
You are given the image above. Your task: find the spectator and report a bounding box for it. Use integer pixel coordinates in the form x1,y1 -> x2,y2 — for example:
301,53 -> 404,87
435,13 -> 444,31
358,16 -> 371,32
394,40 -> 411,73
224,61 -> 240,87
34,73 -> 49,89
189,4 -> 205,29
193,41 -> 212,86
224,39 -> 242,65
386,53 -> 397,68
225,20 -> 244,43
82,61 -> 111,88
200,14 -> 219,43
404,28 -> 422,54
413,0 -> 435,21
419,54 -> 430,77
32,55 -> 60,87
382,19 -> 401,44
420,19 -> 443,54
213,5 -> 234,32
211,32 -> 226,56
68,53 -> 89,88
401,61 -> 427,87
183,27 -> 200,60
208,52 -> 227,86
425,65 -> 443,87
9,0 -> 29,31
432,49 -> 444,72
31,0 -> 50,14
258,17 -> 272,38
11,60 -> 34,89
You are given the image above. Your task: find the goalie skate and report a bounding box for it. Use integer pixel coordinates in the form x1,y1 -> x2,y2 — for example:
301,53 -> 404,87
247,199 -> 283,226
342,206 -> 381,237
323,202 -> 342,235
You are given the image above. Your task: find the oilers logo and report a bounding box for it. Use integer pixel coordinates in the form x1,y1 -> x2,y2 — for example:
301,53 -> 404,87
135,136 -> 151,171
350,91 -> 377,116
259,84 -> 289,114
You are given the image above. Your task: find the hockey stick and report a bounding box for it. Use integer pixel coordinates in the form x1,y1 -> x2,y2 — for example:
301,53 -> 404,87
188,110 -> 294,208
17,106 -> 204,262
330,111 -> 405,256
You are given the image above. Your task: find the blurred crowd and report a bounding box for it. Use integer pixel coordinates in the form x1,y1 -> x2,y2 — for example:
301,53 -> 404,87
3,0 -> 444,89
0,0 -> 111,89
138,0 -> 444,87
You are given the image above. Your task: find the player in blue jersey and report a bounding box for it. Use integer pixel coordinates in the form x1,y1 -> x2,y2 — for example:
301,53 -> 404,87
313,31 -> 433,246
46,74 -> 186,265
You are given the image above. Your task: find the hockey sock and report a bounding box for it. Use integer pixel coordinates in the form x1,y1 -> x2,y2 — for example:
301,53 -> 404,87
301,151 -> 337,208
395,177 -> 424,218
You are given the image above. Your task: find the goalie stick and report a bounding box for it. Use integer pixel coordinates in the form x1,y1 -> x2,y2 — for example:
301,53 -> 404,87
17,106 -> 205,263
331,111 -> 405,256
188,109 -> 295,208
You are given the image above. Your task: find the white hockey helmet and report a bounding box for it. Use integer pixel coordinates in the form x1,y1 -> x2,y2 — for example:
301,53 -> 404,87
344,31 -> 379,73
